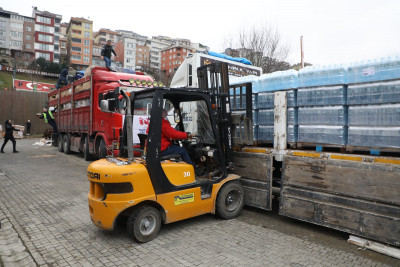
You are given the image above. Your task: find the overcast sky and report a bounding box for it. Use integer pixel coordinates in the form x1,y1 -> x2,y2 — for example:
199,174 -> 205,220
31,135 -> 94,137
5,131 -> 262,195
2,0 -> 399,65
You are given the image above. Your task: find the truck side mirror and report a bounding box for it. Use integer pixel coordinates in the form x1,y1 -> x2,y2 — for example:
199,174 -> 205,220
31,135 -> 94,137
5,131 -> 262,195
100,100 -> 109,112
174,109 -> 180,123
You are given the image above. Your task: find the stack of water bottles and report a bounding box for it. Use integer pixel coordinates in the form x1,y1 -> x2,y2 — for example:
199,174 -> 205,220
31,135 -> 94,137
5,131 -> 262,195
229,54 -> 400,151
347,56 -> 400,149
297,64 -> 348,146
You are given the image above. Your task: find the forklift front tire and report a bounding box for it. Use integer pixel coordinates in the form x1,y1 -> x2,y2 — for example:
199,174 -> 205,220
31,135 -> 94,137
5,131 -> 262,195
216,181 -> 244,220
127,206 -> 161,243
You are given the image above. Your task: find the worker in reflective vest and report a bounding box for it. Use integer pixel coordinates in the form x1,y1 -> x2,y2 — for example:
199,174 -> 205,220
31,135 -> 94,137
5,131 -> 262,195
39,107 -> 59,135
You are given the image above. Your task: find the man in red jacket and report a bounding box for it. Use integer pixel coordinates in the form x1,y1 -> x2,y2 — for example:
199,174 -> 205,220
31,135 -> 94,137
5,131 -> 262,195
154,109 -> 193,164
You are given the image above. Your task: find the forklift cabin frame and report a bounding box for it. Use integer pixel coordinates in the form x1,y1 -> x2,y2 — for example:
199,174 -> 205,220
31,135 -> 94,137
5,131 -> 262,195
131,88 -> 228,195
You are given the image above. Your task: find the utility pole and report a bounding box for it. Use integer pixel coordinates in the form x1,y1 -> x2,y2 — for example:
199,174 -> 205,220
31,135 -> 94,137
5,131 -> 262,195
300,36 -> 304,69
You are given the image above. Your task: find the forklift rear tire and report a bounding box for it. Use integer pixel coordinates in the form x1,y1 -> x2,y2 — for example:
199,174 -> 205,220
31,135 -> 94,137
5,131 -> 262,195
216,181 -> 244,220
127,206 -> 161,243
58,134 -> 64,152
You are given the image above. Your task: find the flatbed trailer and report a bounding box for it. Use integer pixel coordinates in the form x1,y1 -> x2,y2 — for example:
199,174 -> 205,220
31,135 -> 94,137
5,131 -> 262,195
229,83 -> 400,247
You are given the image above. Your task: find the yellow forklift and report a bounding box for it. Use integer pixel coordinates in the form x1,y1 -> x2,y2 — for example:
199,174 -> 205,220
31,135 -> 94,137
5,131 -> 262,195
87,63 -> 244,242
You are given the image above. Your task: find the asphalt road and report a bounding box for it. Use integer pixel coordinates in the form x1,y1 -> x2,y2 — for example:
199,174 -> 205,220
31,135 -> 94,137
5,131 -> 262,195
0,138 -> 398,266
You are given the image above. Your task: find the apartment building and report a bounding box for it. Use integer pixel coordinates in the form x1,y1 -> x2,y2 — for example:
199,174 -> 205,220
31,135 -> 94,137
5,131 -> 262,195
67,17 -> 93,70
32,8 -> 60,62
146,36 -> 174,72
161,42 -> 193,79
115,30 -> 147,70
136,44 -> 150,71
0,9 -> 11,66
59,22 -> 68,63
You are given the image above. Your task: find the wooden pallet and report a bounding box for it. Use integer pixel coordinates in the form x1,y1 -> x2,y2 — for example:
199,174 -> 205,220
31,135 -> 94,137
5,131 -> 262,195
296,142 -> 346,153
346,145 -> 400,156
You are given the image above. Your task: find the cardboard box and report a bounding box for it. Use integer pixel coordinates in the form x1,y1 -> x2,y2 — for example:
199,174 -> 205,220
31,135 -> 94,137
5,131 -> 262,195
13,125 -> 25,139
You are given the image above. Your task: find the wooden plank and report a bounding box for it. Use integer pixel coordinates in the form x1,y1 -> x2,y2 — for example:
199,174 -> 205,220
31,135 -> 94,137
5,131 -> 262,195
233,152 -> 272,182
282,156 -> 400,205
233,152 -> 273,210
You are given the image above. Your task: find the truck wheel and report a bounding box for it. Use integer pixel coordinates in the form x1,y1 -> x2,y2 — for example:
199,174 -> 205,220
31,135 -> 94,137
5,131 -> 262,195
83,136 -> 92,161
63,134 -> 71,154
98,139 -> 107,159
58,134 -> 64,152
216,181 -> 244,220
127,206 -> 161,243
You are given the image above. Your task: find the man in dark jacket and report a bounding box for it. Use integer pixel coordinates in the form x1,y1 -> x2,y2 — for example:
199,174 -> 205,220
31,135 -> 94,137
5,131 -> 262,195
56,67 -> 69,89
26,120 -> 31,135
1,120 -> 20,153
101,40 -> 117,68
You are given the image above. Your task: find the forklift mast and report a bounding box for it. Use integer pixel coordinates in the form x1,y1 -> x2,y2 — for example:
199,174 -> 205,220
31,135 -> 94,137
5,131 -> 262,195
197,63 -> 234,168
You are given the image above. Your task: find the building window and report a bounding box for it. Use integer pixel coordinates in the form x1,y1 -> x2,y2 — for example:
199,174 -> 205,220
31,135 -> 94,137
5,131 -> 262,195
84,31 -> 90,38
39,43 -> 50,51
127,42 -> 134,48
11,31 -> 23,38
138,48 -> 142,52
25,44 -> 31,49
0,31 -> 5,36
61,41 -> 66,48
71,55 -> 81,60
0,21 -> 5,27
36,52 -> 50,60
72,38 -> 81,43
11,40 -> 22,47
54,44 -> 59,50
126,58 -> 133,63
138,54 -> 142,58
162,63 -> 165,67
55,27 -> 60,33
162,57 -> 165,61
26,26 -> 31,31
38,34 -> 52,42
55,18 -> 61,24
84,39 -> 90,46
54,53 -> 60,59
54,35 -> 59,41
0,40 -> 5,45
173,48 -> 176,52
37,16 -> 51,24
127,50 -> 133,55
39,25 -> 51,33
26,35 -> 31,40
24,53 -> 31,59
138,60 -> 142,63
72,46 -> 81,52
84,48 -> 90,54
84,23 -> 90,29
169,56 -> 171,59
84,57 -> 90,63
10,22 -> 23,29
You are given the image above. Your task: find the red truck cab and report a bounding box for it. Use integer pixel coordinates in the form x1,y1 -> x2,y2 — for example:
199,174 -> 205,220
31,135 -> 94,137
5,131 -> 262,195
48,67 -> 154,160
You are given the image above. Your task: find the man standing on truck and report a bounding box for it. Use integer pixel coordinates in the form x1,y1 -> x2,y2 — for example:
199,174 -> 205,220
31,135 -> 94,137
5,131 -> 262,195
38,107 -> 59,136
101,40 -> 117,68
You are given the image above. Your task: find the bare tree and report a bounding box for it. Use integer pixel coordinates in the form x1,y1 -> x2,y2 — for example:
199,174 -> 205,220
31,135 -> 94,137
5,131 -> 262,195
224,23 -> 290,74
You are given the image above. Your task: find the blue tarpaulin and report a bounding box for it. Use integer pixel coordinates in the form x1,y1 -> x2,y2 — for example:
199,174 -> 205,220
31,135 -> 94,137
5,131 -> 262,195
208,51 -> 253,65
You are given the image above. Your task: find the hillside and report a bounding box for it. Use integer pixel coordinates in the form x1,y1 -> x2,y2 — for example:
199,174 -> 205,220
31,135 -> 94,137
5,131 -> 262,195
0,71 -> 58,90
